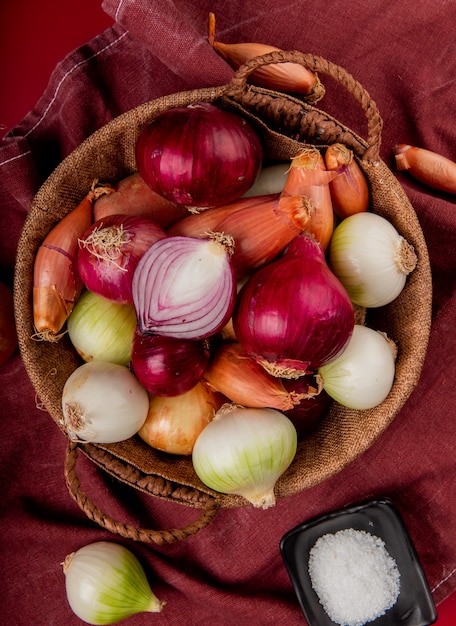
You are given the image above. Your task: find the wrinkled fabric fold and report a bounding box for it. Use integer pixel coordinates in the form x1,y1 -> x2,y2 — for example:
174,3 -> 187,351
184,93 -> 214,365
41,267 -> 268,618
1,1 -> 455,624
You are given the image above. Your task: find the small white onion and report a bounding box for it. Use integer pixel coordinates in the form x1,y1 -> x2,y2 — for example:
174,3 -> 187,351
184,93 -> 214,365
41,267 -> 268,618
192,403 -> 297,509
63,541 -> 163,624
67,289 -> 137,366
61,361 -> 149,443
317,325 -> 397,410
329,212 -> 417,308
242,162 -> 289,197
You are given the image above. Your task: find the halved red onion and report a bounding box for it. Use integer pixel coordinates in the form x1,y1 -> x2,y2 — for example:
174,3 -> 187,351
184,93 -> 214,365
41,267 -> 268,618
135,102 -> 263,208
131,329 -> 210,397
132,234 -> 236,340
233,233 -> 355,378
77,214 -> 165,304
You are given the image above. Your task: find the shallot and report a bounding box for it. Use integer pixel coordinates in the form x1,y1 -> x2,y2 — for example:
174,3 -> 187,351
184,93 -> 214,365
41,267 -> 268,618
207,13 -> 324,101
394,143 -> 456,194
324,143 -> 369,218
33,185 -> 108,340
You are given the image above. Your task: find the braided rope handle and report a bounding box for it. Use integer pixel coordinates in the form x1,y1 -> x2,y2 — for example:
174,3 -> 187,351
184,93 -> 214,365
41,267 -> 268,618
225,50 -> 383,161
64,441 -> 219,544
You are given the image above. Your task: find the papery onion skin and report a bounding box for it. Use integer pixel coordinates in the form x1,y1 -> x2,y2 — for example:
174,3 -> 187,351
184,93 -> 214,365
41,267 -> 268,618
207,13 -> 323,101
61,361 -> 149,443
33,187 -> 97,340
203,342 -> 305,411
63,541 -> 163,624
281,148 -> 337,250
192,403 -> 297,509
78,214 -> 166,304
135,102 -> 263,208
324,144 -> 369,219
394,143 -> 456,194
317,325 -> 396,410
138,382 -> 224,455
168,194 -> 278,238
282,374 -> 332,436
233,233 -> 354,378
131,328 -> 210,396
94,172 -> 188,228
67,289 -> 137,366
329,212 -> 417,308
132,235 -> 236,340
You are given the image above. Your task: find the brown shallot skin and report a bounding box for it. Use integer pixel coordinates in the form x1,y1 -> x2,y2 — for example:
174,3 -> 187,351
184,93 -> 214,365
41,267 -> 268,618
325,144 -> 369,219
167,194 -> 278,238
94,172 -> 188,228
394,144 -> 456,194
207,13 -> 323,101
32,186 -> 107,340
203,342 -> 307,411
281,148 -> 337,251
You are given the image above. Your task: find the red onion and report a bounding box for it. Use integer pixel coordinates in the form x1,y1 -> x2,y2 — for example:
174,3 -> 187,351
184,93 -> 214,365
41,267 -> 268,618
233,234 -> 355,378
77,214 -> 165,304
131,329 -> 210,397
132,234 -> 236,340
135,103 -> 263,208
282,375 -> 332,436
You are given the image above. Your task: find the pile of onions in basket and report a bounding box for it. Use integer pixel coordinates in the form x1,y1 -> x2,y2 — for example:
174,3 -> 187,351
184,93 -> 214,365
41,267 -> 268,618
33,106 -> 419,509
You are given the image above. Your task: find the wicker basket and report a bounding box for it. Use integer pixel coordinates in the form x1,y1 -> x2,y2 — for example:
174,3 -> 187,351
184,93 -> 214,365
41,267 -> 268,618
14,51 -> 432,544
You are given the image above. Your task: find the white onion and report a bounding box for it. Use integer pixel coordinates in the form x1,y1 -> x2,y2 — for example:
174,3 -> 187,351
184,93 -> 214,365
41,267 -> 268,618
329,212 -> 417,308
67,289 -> 137,366
317,325 -> 397,410
242,162 -> 289,197
63,541 -> 163,624
192,403 -> 297,509
61,361 -> 149,443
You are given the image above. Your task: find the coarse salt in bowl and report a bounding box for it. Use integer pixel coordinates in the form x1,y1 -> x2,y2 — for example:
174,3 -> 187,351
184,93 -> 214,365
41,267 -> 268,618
280,498 -> 437,626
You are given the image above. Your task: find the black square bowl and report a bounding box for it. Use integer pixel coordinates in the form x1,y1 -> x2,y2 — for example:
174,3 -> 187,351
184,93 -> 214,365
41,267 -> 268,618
280,498 -> 437,626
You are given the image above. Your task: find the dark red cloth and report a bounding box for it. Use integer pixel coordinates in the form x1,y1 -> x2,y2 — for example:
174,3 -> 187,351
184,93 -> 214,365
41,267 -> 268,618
1,1 -> 455,624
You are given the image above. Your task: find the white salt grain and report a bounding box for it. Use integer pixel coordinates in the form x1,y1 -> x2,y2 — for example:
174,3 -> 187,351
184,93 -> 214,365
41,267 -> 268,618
308,528 -> 400,626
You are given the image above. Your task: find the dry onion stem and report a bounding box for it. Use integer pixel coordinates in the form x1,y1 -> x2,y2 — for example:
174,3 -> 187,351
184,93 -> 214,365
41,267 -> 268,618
32,183 -> 111,341
208,13 -> 324,102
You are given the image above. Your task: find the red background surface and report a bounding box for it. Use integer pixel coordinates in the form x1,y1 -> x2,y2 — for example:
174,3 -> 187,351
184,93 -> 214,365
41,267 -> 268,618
0,2 -> 455,624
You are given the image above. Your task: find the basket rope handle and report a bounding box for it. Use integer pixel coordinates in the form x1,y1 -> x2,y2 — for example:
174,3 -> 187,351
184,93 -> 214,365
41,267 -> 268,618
64,441 -> 219,544
225,50 -> 383,161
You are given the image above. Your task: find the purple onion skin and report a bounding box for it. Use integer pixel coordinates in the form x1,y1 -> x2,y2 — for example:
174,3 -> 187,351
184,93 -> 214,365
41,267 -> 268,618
233,234 -> 355,375
78,215 -> 166,304
282,375 -> 332,436
132,235 -> 237,341
135,103 -> 263,208
131,329 -> 210,397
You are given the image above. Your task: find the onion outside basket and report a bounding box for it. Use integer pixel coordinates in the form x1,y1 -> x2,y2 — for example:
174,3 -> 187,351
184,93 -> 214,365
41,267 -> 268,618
14,51 -> 432,544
